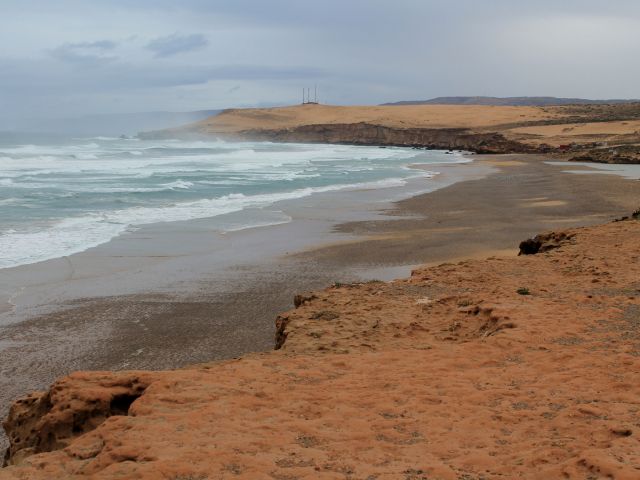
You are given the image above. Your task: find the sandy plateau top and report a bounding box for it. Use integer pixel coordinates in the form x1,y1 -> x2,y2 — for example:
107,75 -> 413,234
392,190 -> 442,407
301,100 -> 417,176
197,104 -> 561,132
507,119 -> 640,147
2,216 -> 640,479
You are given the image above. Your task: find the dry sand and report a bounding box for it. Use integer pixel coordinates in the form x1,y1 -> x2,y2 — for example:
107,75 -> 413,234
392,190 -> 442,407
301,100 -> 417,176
195,104 -> 562,133
304,155 -> 640,267
507,120 -> 640,147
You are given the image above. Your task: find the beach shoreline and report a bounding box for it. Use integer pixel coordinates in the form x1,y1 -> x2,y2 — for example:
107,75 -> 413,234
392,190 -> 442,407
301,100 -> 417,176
0,150 -> 477,326
1,152 -> 640,456
0,153 -> 488,449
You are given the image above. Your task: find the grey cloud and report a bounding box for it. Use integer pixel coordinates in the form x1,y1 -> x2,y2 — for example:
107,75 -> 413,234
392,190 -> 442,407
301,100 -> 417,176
49,40 -> 118,65
146,33 -> 208,58
3,0 -> 640,125
0,57 -> 326,92
83,40 -> 117,49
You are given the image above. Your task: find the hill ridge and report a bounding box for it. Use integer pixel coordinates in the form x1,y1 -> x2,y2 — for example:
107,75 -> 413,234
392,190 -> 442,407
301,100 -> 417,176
382,96 -> 640,106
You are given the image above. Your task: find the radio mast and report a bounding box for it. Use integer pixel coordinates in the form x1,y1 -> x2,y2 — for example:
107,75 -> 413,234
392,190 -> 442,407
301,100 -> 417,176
301,85 -> 319,105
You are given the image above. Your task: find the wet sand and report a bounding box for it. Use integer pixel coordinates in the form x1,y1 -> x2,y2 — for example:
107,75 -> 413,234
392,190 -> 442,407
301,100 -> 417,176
1,154 -> 640,452
307,155 -> 640,266
0,157 -> 488,451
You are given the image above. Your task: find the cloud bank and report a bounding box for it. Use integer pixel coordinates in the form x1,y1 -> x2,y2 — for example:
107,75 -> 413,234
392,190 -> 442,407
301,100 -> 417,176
49,40 -> 119,66
2,0 -> 640,128
146,33 -> 208,58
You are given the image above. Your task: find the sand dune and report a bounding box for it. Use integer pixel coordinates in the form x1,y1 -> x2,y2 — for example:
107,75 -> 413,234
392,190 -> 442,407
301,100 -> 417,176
199,104 -> 561,132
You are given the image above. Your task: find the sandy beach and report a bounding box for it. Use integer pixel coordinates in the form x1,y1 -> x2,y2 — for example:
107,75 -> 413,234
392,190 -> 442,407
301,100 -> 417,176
2,155 -> 639,478
7,2 -> 640,476
1,152 -> 640,456
308,155 -> 640,266
0,153 -> 485,451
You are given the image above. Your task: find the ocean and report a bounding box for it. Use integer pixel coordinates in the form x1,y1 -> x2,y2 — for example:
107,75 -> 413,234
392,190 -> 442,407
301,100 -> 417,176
0,134 -> 467,269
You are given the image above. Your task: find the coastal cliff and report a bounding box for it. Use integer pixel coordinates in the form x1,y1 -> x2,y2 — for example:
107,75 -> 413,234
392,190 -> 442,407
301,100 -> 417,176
221,123 -> 533,154
138,104 -> 547,153
2,215 -> 640,479
138,103 -> 640,162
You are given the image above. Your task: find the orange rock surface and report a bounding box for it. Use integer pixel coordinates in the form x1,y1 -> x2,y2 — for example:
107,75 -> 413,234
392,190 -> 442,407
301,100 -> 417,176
2,219 -> 640,479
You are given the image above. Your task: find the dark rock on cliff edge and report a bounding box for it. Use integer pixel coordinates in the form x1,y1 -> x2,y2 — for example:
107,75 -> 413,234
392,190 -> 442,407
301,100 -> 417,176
518,231 -> 576,255
187,123 -> 535,154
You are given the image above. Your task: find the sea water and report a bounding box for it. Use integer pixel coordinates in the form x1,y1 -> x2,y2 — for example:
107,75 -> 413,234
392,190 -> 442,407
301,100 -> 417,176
0,134 -> 467,269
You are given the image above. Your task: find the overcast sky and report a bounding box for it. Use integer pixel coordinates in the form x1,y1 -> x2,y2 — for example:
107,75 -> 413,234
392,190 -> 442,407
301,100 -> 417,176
2,0 -> 640,127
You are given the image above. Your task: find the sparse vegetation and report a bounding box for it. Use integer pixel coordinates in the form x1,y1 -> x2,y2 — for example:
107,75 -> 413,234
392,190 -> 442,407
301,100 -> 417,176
517,287 -> 531,296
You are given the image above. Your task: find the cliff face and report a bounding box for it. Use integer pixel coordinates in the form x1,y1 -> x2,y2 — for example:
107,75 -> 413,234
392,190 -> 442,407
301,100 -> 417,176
2,218 -> 640,479
231,123 -> 533,154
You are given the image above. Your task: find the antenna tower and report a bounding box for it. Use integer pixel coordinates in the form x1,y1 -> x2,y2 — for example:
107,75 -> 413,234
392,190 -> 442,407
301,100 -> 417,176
301,85 -> 319,105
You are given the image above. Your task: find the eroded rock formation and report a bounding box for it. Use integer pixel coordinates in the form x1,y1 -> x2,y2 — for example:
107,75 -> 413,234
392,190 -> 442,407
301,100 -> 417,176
518,231 -> 575,255
3,372 -> 156,467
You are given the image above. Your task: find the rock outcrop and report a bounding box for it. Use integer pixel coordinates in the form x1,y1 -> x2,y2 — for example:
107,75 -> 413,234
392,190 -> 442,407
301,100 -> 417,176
2,217 -> 640,479
3,372 -> 157,467
225,123 -> 534,154
518,231 -> 575,255
569,145 -> 640,164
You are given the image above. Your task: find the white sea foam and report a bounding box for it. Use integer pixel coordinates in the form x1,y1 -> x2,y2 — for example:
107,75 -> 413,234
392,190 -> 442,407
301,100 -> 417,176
0,138 -> 465,269
73,153 -> 98,160
0,219 -> 128,270
163,180 -> 194,190
221,213 -> 293,233
0,176 -> 421,269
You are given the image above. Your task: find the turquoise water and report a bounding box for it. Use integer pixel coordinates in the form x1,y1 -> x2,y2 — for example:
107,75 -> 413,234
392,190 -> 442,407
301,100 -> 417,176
0,135 -> 466,269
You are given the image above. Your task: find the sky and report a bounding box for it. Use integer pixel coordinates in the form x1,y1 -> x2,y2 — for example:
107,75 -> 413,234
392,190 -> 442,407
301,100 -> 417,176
2,0 -> 640,127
